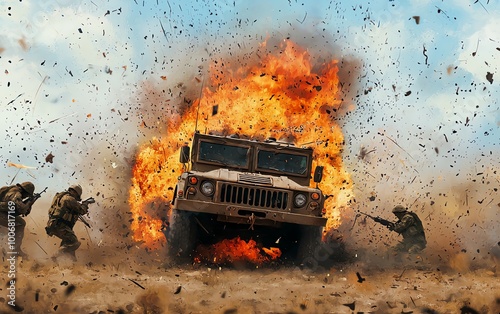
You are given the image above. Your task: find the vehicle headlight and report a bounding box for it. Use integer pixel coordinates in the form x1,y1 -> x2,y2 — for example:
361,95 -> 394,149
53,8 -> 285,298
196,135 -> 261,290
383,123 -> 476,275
200,181 -> 215,196
294,193 -> 307,207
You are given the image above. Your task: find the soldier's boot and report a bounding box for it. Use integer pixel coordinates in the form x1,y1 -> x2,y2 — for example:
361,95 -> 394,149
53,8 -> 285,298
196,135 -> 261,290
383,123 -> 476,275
60,246 -> 78,262
52,248 -> 66,262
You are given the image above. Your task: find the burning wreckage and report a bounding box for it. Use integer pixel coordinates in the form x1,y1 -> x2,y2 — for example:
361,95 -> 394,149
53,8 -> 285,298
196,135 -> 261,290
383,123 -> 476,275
167,132 -> 341,265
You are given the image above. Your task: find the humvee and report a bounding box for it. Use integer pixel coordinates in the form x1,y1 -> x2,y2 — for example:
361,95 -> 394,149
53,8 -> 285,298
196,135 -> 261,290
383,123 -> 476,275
168,132 -> 327,263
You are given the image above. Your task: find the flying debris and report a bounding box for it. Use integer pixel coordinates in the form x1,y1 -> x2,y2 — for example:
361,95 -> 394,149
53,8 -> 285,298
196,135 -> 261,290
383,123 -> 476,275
7,161 -> 36,169
356,272 -> 366,283
45,152 -> 55,163
486,72 -> 493,84
342,301 -> 355,310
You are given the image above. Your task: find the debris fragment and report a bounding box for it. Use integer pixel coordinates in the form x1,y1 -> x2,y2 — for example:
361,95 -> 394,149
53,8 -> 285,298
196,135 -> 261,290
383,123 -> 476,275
65,284 -> 76,296
45,152 -> 55,163
174,285 -> 182,294
358,146 -> 375,161
299,301 -> 307,310
486,72 -> 493,84
8,303 -> 24,312
423,44 -> 428,64
128,278 -> 145,289
356,272 -> 365,283
460,305 -> 480,314
342,301 -> 355,310
7,161 -> 36,169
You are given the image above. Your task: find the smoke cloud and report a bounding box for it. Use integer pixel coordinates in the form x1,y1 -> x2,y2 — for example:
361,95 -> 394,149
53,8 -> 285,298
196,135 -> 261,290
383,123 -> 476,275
0,0 -> 498,290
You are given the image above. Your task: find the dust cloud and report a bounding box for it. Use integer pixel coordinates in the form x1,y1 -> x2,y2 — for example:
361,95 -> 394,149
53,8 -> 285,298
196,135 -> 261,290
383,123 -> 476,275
1,1 -> 499,311
2,39 -> 499,313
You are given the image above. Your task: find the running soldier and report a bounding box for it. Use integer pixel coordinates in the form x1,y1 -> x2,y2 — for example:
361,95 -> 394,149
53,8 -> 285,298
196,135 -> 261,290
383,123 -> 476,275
46,184 -> 94,261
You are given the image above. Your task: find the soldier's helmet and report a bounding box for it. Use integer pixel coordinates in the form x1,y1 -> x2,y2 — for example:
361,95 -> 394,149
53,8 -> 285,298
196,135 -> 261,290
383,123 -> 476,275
392,205 -> 407,214
69,184 -> 83,198
18,182 -> 35,196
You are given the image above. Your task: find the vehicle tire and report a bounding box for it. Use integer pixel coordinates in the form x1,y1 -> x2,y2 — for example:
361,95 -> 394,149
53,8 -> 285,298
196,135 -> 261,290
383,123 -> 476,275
167,209 -> 198,263
296,225 -> 323,268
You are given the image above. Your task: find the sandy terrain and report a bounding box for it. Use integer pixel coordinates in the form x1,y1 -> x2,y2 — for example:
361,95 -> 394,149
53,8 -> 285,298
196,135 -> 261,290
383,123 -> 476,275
1,241 -> 499,314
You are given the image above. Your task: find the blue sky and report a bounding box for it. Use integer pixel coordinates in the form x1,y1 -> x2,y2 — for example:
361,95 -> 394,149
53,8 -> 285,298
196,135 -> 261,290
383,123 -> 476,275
1,1 -> 498,248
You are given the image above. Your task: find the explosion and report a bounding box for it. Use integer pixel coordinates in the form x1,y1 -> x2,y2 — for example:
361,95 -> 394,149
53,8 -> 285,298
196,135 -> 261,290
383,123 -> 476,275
195,237 -> 282,265
128,40 -> 354,252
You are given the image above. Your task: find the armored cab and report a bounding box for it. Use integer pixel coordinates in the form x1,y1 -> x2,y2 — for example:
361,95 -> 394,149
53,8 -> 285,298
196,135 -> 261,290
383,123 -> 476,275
168,133 -> 327,262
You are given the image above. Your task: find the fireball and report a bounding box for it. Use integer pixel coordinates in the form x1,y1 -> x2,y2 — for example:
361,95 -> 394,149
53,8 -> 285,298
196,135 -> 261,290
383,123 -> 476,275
195,237 -> 282,265
128,40 -> 354,251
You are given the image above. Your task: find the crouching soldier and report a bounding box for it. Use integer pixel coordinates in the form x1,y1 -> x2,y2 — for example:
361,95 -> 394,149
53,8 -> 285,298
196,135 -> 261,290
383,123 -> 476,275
389,205 -> 427,254
46,184 -> 92,261
0,182 -> 39,259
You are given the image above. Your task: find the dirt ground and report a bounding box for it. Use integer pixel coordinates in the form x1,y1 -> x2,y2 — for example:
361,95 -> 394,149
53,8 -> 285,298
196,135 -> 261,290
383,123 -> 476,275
1,241 -> 499,314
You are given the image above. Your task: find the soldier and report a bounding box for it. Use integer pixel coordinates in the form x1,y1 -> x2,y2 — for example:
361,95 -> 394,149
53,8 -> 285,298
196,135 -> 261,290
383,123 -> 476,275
45,184 -> 91,261
0,182 -> 38,259
388,205 -> 427,254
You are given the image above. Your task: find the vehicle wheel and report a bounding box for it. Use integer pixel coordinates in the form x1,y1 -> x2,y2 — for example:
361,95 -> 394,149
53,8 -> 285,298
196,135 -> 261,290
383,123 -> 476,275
296,225 -> 323,268
167,209 -> 198,263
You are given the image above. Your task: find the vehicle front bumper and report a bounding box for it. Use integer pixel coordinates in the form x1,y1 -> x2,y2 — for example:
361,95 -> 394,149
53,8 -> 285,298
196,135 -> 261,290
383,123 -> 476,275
173,199 -> 327,227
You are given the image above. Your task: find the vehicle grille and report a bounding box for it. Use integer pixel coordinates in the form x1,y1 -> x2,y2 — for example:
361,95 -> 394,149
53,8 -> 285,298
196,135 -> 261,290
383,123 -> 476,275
218,183 -> 289,210
238,173 -> 272,185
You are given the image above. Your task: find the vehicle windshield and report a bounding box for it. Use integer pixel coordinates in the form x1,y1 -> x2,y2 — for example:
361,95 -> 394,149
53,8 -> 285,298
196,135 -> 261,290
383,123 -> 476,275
199,141 -> 249,168
257,150 -> 308,175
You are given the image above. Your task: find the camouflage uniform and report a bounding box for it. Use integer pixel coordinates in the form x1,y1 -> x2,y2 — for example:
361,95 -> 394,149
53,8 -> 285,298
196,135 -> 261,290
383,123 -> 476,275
389,205 -> 427,254
46,185 -> 88,260
0,182 -> 36,258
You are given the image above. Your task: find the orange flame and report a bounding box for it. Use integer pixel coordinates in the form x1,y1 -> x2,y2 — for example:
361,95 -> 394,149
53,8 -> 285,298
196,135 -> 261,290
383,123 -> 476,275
128,40 -> 354,249
195,237 -> 282,265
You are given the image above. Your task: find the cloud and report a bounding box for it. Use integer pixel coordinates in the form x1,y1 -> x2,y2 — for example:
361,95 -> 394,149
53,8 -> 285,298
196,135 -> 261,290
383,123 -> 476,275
458,20 -> 499,84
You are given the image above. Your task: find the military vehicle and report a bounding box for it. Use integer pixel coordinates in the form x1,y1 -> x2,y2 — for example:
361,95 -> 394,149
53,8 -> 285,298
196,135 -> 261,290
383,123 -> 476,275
168,132 -> 328,263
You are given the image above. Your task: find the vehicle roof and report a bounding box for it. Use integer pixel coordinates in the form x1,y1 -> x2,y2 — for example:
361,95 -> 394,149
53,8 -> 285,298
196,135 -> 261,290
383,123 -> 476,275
195,132 -> 314,153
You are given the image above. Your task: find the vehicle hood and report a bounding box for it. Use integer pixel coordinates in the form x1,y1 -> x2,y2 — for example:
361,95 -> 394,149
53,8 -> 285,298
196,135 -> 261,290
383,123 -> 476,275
188,169 -> 320,193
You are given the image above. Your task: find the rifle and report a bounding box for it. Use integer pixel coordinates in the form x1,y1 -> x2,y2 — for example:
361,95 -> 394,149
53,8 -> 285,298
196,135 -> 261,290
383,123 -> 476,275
358,211 -> 394,229
78,197 -> 95,228
22,186 -> 48,204
80,197 -> 96,206
23,187 -> 48,215
78,215 -> 92,228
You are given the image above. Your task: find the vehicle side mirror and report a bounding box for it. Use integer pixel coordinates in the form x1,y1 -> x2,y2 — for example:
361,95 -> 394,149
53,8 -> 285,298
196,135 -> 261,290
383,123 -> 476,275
313,166 -> 323,183
180,144 -> 190,163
